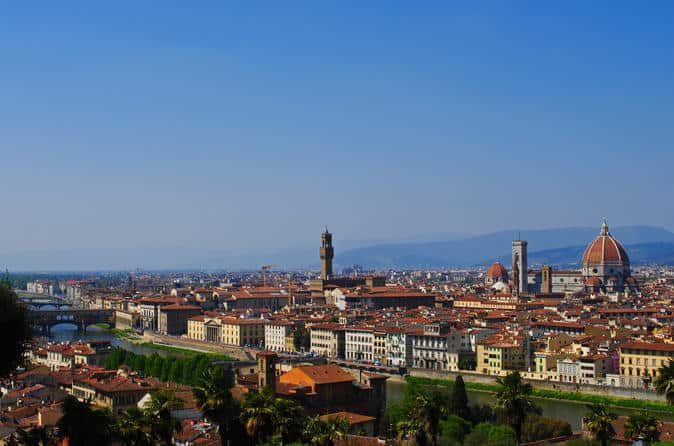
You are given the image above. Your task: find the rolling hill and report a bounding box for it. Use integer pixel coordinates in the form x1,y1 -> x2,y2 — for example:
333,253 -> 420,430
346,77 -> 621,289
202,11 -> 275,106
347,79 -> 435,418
337,226 -> 674,269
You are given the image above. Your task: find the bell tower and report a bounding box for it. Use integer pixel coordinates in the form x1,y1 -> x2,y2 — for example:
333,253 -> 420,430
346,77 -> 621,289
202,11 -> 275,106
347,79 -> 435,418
320,227 -> 334,280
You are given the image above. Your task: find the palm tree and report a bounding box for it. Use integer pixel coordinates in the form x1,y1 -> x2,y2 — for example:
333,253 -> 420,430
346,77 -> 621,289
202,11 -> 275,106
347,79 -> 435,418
584,403 -> 618,446
273,395 -> 306,444
113,407 -> 153,446
397,418 -> 428,446
494,371 -> 540,444
241,387 -> 276,444
192,366 -> 245,446
143,389 -> 184,446
625,411 -> 660,443
303,416 -> 349,446
655,359 -> 674,404
55,396 -> 113,446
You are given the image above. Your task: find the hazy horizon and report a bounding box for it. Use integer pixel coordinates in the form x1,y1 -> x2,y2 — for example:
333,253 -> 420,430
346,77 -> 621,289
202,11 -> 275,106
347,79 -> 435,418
2,3 -> 673,269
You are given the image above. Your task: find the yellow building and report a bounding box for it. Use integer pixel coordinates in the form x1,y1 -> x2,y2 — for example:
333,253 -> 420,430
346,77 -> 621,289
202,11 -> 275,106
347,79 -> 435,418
477,341 -> 526,375
619,341 -> 674,388
285,332 -> 296,353
187,316 -> 266,346
221,318 -> 266,347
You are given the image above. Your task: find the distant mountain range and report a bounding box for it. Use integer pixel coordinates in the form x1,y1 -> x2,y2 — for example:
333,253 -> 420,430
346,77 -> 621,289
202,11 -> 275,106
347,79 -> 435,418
337,226 -> 674,269
3,225 -> 674,271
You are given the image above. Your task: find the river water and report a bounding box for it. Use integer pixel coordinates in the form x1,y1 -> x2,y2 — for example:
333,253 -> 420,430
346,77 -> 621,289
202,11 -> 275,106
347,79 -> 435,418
43,325 -> 673,432
40,325 -> 185,358
386,380 -> 674,432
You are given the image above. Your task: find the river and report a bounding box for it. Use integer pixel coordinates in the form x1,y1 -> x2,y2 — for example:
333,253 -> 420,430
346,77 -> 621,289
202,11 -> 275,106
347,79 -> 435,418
386,380 -> 674,432
43,325 -> 674,432
40,325 -> 189,358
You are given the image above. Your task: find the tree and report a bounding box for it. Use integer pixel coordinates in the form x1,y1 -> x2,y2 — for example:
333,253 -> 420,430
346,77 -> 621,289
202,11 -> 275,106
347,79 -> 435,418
440,415 -> 472,444
150,355 -> 164,377
241,387 -> 276,444
584,403 -> 617,446
0,276 -> 32,378
113,407 -> 153,446
303,416 -> 349,446
168,359 -> 181,382
494,371 -> 540,444
192,366 -> 245,446
450,375 -> 470,419
273,394 -> 307,444
522,415 -> 573,443
160,357 -> 174,382
655,360 -> 674,404
56,396 -> 113,446
397,394 -> 444,446
293,326 -> 310,352
133,354 -> 147,374
625,411 -> 660,443
143,389 -> 184,446
463,422 -> 517,446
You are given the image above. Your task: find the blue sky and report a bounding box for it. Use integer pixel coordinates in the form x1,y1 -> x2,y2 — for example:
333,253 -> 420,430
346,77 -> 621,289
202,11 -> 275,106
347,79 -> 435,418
1,2 -> 673,266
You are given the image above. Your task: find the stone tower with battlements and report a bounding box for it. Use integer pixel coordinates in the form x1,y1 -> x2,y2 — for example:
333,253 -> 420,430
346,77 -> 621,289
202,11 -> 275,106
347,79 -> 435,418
320,228 -> 334,280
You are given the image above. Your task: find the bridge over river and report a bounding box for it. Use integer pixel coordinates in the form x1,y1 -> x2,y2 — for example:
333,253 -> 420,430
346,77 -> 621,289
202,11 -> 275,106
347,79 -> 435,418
29,308 -> 115,333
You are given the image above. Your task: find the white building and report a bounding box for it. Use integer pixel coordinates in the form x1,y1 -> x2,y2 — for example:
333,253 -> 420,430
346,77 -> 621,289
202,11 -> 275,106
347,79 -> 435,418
309,323 -> 345,358
265,321 -> 294,352
345,327 -> 374,362
385,327 -> 413,368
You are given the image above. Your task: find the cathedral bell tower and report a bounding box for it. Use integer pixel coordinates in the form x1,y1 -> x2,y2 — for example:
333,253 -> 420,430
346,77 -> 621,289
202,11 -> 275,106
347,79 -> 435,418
320,227 -> 334,280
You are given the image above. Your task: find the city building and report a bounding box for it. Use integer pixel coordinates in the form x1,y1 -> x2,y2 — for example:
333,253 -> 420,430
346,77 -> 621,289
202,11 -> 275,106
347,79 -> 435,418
158,304 -> 201,336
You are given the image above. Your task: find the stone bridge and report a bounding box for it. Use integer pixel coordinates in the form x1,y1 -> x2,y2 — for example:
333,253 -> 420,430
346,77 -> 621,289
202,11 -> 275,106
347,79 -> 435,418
20,296 -> 69,309
29,309 -> 115,333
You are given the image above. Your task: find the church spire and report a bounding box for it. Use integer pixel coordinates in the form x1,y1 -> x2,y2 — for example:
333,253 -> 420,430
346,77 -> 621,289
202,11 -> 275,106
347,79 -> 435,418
600,217 -> 609,236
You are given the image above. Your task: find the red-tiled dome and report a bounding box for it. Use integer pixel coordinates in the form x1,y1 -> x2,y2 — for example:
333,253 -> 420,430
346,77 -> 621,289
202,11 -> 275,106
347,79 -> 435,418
486,262 -> 508,279
582,220 -> 629,265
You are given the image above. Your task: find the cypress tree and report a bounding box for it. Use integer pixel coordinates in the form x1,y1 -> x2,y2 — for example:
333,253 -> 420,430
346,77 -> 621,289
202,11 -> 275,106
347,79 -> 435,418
451,375 -> 470,419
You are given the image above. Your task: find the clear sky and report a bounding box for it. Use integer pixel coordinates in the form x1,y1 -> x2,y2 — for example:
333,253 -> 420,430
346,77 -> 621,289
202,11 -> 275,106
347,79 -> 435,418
1,2 -> 673,265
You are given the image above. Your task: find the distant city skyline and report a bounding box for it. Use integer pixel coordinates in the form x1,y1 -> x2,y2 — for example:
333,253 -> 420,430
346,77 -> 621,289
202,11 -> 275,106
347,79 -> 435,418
2,3 -> 673,267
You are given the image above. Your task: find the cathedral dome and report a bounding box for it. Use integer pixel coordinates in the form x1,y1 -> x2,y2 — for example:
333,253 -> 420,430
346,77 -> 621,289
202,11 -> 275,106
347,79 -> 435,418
486,262 -> 508,279
582,220 -> 629,266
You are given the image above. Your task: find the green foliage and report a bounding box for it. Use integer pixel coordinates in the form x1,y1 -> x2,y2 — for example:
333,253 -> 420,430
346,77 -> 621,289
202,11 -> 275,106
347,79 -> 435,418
406,376 -> 674,415
139,342 -> 234,360
584,403 -> 618,446
113,407 -> 153,446
0,278 -> 32,378
494,372 -> 540,443
193,366 -> 246,446
396,393 -> 445,446
624,411 -> 661,442
56,396 -> 113,446
143,389 -> 184,445
521,415 -> 573,443
302,416 -> 349,446
656,359 -> 674,405
440,415 -> 472,443
450,375 -> 470,419
293,326 -> 310,352
463,422 -> 517,446
104,347 -> 218,386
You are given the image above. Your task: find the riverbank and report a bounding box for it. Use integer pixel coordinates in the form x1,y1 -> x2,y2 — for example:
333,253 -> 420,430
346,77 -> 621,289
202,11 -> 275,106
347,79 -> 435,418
407,376 -> 674,415
138,341 -> 235,360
